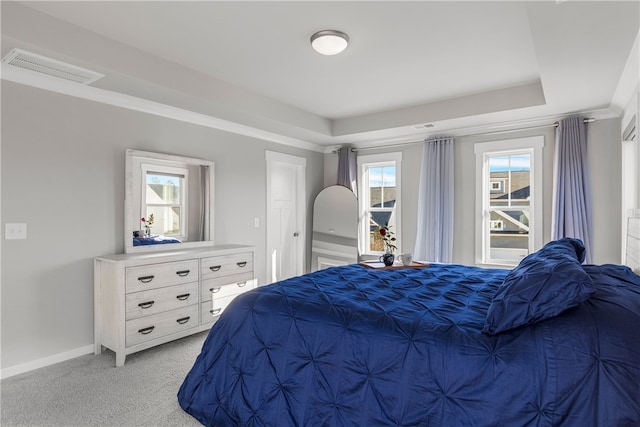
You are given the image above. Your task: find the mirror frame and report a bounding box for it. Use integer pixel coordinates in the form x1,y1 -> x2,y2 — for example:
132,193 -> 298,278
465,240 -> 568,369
124,149 -> 215,253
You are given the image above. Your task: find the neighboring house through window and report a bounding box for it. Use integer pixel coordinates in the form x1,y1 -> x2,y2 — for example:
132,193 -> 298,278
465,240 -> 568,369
357,152 -> 402,255
475,136 -> 544,266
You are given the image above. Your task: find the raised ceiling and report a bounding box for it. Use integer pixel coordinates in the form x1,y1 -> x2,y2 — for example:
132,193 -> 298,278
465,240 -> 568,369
2,1 -> 639,149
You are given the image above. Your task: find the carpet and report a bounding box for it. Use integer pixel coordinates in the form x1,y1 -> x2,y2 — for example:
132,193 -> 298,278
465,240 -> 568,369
1,331 -> 208,426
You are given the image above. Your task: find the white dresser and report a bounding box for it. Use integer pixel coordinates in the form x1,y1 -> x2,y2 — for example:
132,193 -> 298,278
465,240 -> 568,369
94,244 -> 255,366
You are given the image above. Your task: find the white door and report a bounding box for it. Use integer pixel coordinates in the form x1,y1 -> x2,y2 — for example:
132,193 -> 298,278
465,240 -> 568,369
266,151 -> 306,284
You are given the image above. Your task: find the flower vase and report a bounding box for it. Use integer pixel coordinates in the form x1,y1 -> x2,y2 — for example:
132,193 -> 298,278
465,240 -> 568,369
144,228 -> 151,238
380,252 -> 395,267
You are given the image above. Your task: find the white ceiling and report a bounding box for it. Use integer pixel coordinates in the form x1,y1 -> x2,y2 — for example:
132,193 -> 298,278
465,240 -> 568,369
2,1 -> 639,149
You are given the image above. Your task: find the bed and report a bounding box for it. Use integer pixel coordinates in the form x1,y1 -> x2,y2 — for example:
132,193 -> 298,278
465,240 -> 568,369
178,237 -> 640,426
132,235 -> 181,246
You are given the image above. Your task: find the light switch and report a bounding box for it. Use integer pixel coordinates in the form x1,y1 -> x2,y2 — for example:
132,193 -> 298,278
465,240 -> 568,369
5,223 -> 27,240
254,218 -> 260,228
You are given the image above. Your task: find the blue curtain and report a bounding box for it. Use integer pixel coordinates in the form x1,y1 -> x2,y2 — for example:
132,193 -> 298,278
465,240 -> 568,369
551,116 -> 593,263
337,145 -> 357,194
414,136 -> 454,262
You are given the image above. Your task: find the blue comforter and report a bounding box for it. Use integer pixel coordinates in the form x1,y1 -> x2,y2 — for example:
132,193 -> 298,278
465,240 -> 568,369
178,262 -> 640,426
133,236 -> 181,246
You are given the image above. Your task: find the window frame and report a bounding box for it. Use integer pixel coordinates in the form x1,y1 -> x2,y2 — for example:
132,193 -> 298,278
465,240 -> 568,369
474,136 -> 544,267
140,163 -> 189,240
357,152 -> 402,256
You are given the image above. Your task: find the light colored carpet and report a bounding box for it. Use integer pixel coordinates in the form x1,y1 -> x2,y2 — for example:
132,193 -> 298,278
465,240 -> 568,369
1,331 -> 209,426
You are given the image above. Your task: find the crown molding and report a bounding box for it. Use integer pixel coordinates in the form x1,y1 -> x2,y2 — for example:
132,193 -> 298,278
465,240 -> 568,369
1,65 -> 326,153
611,30 -> 639,113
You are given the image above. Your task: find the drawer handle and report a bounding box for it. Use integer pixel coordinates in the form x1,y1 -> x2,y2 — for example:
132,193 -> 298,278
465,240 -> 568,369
138,326 -> 155,335
237,281 -> 247,288
236,261 -> 247,268
210,308 -> 222,316
176,316 -> 191,324
176,293 -> 190,301
176,270 -> 191,277
138,301 -> 155,309
210,287 -> 221,293
137,275 -> 155,283
209,265 -> 222,272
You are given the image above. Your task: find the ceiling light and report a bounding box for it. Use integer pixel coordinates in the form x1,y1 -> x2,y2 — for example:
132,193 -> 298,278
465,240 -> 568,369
310,30 -> 349,56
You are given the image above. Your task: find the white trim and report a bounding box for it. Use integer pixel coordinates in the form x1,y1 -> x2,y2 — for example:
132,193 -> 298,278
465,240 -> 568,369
357,152 -> 403,165
357,152 -> 403,255
141,163 -> 189,240
265,151 -> 306,284
611,30 -> 639,114
0,344 -> 94,379
474,136 -> 544,154
1,65 -> 324,153
265,150 -> 307,166
474,136 -> 544,266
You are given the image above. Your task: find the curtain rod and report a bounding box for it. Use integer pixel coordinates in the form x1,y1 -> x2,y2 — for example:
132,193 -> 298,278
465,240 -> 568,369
334,118 -> 595,153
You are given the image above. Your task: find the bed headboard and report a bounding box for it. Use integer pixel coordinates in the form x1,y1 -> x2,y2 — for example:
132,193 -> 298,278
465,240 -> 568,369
626,209 -> 640,274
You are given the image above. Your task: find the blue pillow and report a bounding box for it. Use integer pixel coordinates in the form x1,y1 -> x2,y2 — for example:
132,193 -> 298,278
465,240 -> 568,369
483,238 -> 595,335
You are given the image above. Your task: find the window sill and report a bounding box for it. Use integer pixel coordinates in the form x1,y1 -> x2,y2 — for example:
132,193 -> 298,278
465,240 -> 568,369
475,261 -> 517,269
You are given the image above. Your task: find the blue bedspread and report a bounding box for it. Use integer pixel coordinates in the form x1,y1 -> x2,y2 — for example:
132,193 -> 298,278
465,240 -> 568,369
132,236 -> 181,246
178,262 -> 640,426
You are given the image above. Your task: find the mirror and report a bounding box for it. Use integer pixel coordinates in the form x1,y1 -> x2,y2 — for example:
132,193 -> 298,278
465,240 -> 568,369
124,149 -> 214,253
311,185 -> 358,270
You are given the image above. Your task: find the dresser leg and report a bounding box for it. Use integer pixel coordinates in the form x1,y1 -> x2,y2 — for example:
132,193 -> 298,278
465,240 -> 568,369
94,343 -> 102,355
115,353 -> 126,367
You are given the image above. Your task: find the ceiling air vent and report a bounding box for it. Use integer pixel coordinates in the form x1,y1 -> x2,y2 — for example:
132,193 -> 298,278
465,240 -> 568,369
413,123 -> 436,130
1,48 -> 104,85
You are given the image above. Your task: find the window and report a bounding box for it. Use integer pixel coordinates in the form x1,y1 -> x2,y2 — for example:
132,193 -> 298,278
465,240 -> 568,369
475,137 -> 543,266
141,164 -> 188,238
357,153 -> 402,254
490,220 -> 504,231
490,180 -> 504,193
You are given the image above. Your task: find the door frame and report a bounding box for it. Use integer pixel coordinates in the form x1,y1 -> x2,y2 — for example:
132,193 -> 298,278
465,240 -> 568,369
265,151 -> 306,284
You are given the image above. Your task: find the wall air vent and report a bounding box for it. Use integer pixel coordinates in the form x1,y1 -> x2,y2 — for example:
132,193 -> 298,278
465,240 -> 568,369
1,48 -> 104,85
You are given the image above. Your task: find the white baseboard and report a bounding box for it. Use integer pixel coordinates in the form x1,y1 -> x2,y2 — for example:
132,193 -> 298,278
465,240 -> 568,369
1,344 -> 94,380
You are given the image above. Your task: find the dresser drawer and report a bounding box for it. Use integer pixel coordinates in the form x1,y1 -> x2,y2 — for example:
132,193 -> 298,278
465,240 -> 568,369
200,295 -> 240,324
201,272 -> 254,302
126,305 -> 199,347
125,260 -> 198,293
201,253 -> 253,279
126,282 -> 198,320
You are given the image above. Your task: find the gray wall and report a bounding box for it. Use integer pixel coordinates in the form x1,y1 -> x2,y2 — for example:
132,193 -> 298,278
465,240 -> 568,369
1,81 -> 324,369
2,77 -> 623,371
326,118 -> 622,266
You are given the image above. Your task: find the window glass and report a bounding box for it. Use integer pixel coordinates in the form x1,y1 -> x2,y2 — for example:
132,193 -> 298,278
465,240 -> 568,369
143,170 -> 186,237
146,173 -> 181,204
358,154 -> 402,254
475,136 -> 543,266
486,152 -> 531,263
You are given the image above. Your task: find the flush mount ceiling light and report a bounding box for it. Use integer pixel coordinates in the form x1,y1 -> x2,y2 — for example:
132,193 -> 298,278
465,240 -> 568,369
310,30 -> 349,56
